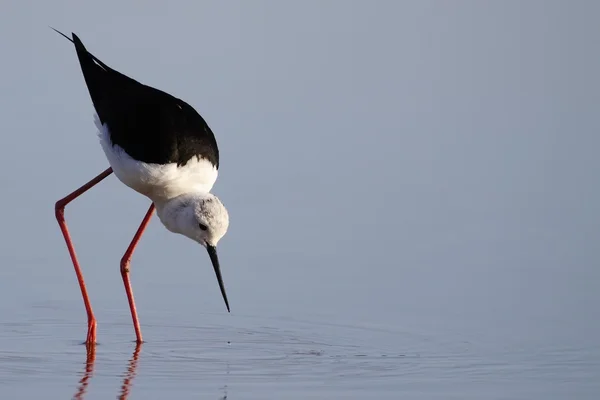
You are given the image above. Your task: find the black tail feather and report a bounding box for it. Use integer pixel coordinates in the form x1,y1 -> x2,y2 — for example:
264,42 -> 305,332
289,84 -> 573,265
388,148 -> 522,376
50,27 -> 112,71
51,27 -> 147,125
50,27 -> 117,122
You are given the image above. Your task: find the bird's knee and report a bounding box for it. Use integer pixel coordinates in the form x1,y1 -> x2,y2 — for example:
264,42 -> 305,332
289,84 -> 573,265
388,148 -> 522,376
120,257 -> 131,274
55,201 -> 65,220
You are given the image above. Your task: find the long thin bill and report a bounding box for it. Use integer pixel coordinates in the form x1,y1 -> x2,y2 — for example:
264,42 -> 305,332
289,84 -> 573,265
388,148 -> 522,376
206,245 -> 230,312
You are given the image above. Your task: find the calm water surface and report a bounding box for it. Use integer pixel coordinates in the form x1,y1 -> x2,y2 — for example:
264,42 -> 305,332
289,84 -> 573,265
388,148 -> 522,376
0,294 -> 598,399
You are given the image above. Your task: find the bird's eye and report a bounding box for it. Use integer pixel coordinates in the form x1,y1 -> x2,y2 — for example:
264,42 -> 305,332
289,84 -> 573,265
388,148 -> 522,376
199,223 -> 208,231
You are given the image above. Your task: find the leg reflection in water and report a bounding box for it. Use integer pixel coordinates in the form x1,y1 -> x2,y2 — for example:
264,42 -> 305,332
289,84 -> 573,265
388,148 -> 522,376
72,344 -> 96,400
72,343 -> 142,400
118,343 -> 142,400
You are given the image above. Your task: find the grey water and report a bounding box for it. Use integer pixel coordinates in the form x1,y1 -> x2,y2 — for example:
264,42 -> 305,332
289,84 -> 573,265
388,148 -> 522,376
1,1 -> 599,399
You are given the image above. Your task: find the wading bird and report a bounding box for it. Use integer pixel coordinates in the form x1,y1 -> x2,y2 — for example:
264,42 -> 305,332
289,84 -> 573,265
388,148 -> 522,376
53,29 -> 231,344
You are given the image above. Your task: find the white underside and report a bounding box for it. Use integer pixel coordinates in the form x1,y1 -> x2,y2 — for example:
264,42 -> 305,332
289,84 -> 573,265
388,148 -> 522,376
95,114 -> 218,204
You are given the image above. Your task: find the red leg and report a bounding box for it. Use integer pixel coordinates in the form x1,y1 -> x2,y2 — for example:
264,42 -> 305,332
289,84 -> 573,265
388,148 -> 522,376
121,203 -> 155,343
55,167 -> 113,344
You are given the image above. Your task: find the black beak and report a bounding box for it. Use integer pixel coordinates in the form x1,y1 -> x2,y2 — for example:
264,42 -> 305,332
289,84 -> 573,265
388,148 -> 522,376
206,244 -> 230,312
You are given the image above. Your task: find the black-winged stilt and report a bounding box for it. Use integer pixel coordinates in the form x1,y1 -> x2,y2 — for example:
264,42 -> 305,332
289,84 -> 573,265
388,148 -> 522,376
52,29 -> 230,345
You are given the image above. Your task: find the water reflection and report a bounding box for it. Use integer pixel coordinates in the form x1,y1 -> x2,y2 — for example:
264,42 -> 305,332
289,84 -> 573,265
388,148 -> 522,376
72,344 -> 142,400
119,343 -> 142,400
72,344 -> 96,400
219,362 -> 230,399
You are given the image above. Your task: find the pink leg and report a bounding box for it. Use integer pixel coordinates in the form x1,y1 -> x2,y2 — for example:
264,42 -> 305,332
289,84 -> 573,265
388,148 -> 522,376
121,203 -> 155,343
55,167 -> 113,344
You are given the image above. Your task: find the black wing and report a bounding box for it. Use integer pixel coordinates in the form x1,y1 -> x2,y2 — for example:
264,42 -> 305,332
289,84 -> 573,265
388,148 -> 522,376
56,29 -> 219,168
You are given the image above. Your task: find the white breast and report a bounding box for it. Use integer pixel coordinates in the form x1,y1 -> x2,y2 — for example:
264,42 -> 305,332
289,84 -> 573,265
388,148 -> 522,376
94,115 -> 218,202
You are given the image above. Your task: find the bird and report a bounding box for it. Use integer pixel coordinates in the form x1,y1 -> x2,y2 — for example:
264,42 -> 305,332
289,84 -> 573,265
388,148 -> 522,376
52,28 -> 231,345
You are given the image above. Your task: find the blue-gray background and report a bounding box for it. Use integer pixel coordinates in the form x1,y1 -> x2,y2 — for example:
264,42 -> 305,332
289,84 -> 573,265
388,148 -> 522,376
0,1 -> 598,399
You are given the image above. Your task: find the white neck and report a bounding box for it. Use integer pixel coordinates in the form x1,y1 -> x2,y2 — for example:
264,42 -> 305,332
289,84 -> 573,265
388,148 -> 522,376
154,191 -> 209,234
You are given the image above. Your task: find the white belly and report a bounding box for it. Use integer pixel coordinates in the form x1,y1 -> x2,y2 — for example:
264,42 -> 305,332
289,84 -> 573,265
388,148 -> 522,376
94,114 -> 218,202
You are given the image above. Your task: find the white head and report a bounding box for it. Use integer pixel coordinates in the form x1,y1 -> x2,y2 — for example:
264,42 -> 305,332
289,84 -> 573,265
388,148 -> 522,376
157,192 -> 229,245
156,192 -> 230,311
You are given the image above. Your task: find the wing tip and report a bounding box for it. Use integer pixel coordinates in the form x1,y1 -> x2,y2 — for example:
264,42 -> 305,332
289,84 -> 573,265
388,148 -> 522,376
49,26 -> 75,44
